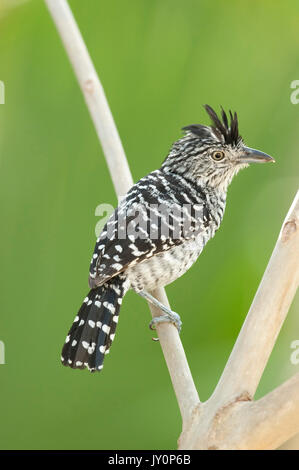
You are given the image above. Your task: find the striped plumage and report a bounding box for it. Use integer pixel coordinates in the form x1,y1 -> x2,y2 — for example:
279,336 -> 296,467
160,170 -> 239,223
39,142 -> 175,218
61,275 -> 129,370
61,105 -> 274,372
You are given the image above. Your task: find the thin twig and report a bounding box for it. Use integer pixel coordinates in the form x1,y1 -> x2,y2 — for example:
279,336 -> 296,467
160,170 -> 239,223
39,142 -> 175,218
45,0 -> 199,423
45,0 -> 132,196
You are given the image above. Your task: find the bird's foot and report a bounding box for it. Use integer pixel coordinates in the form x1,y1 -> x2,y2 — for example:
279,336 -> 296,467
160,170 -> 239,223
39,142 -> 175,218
149,311 -> 182,333
137,290 -> 182,333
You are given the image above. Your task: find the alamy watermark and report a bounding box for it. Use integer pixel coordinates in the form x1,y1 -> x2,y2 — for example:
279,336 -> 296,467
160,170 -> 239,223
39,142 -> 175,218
95,203 -> 114,237
0,341 -> 5,364
290,80 -> 299,104
0,81 -> 5,104
94,201 -> 209,242
290,340 -> 299,365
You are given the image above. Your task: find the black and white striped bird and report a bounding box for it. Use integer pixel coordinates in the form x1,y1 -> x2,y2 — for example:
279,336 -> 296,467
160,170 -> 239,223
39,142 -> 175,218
61,105 -> 274,372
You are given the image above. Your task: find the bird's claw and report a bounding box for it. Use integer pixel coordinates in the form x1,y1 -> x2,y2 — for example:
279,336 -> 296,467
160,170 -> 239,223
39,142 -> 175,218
149,311 -> 182,334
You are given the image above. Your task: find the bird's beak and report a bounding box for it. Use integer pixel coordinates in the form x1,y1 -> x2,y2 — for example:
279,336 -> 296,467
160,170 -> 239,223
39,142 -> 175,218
239,146 -> 275,164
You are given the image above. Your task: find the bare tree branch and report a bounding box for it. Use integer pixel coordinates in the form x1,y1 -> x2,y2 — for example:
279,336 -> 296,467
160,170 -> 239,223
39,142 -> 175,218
45,0 -> 199,424
244,371 -> 299,449
45,0 -> 132,196
179,190 -> 299,449
180,371 -> 299,450
211,190 -> 299,407
148,288 -> 200,424
279,431 -> 299,450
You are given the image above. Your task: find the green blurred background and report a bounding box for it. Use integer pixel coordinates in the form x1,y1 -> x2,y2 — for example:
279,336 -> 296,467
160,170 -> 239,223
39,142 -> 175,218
0,0 -> 298,450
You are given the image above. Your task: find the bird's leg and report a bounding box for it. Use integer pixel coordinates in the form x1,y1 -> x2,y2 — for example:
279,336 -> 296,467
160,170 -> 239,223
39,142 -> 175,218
138,291 -> 182,333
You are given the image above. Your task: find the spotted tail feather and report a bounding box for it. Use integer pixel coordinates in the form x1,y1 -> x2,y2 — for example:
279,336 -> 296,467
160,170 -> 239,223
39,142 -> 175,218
61,275 -> 127,372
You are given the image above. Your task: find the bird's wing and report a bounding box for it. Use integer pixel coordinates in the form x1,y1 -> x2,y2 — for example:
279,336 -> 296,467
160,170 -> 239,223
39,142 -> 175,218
88,170 -> 209,287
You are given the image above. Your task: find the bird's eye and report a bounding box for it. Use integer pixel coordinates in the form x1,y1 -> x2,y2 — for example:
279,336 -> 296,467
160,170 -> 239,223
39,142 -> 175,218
212,151 -> 225,161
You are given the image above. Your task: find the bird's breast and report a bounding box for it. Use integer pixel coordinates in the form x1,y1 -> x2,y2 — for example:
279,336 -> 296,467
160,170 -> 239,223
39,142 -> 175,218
127,229 -> 213,292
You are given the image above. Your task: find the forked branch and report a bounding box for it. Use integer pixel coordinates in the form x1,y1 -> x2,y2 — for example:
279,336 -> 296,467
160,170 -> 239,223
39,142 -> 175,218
45,0 -> 298,449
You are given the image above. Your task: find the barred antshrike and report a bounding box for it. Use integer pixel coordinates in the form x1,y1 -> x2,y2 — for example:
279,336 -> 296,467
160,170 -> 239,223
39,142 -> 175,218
61,105 -> 274,372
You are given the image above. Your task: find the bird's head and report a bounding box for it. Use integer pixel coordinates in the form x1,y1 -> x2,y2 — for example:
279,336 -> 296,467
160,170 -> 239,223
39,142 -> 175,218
161,105 -> 275,192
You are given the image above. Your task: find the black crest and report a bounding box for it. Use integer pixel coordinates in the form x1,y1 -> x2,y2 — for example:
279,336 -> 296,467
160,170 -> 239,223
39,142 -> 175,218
182,105 -> 242,146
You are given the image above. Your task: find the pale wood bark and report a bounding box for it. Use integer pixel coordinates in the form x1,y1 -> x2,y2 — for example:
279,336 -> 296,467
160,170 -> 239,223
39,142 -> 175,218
179,191 -> 299,449
211,190 -> 299,408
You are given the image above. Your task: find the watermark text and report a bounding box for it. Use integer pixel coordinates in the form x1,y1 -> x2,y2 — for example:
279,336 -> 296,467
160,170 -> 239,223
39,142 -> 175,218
0,341 -> 5,364
290,340 -> 299,365
0,81 -> 4,104
290,80 -> 299,104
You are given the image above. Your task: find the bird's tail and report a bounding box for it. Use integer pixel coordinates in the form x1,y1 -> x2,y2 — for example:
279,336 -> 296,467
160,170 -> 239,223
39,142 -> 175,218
61,275 -> 128,372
